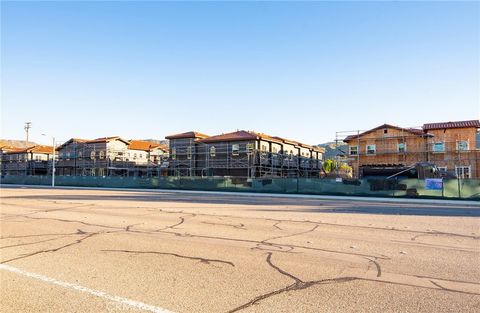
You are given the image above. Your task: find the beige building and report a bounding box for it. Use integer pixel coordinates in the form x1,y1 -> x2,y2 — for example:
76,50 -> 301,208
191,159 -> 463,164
55,137 -> 169,177
1,145 -> 55,176
127,140 -> 168,165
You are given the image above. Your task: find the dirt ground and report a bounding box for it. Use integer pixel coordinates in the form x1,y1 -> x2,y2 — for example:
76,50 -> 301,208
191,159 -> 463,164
1,187 -> 479,312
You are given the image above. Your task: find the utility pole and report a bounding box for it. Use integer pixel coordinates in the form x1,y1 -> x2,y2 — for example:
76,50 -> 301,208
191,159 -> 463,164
24,122 -> 32,146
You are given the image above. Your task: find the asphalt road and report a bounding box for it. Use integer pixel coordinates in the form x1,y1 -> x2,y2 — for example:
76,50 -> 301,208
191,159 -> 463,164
1,187 -> 479,312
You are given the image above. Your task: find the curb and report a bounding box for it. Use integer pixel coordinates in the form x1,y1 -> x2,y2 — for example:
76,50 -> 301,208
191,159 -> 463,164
2,184 -> 479,207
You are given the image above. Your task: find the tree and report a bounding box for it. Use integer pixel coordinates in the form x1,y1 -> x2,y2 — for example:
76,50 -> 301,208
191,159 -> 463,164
323,159 -> 335,174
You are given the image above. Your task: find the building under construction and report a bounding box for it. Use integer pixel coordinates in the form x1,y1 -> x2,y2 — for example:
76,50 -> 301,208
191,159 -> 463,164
166,130 -> 325,178
340,120 -> 480,178
1,145 -> 55,176
54,137 -> 169,177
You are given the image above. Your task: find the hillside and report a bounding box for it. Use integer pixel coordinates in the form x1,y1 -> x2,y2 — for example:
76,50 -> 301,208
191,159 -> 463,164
141,139 -> 169,146
0,139 -> 38,148
316,141 -> 348,160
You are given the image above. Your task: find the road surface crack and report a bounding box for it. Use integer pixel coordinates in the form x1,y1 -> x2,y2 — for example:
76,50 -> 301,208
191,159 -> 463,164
101,249 -> 235,267
227,252 -> 356,312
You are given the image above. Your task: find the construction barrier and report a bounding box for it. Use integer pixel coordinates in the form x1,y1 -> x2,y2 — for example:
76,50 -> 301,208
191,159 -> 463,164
1,175 -> 479,200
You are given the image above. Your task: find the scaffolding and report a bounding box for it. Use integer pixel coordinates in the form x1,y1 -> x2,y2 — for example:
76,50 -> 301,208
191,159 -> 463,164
168,139 -> 323,178
336,126 -> 480,178
54,141 -> 169,178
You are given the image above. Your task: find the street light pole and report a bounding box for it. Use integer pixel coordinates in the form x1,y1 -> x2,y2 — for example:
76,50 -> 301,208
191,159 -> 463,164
52,137 -> 55,187
42,134 -> 56,187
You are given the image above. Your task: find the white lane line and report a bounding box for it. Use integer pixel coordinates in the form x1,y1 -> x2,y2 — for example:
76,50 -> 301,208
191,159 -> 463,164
0,264 -> 175,313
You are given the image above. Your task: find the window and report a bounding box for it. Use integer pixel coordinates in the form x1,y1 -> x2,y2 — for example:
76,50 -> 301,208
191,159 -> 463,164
366,145 -> 376,155
433,142 -> 445,152
78,151 -> 82,159
455,166 -> 471,179
187,146 -> 192,159
231,144 -> 239,156
66,152 -> 70,160
261,144 -> 268,152
349,146 -> 358,155
210,146 -> 216,157
383,128 -> 388,134
133,153 -> 137,160
437,166 -> 447,172
246,143 -> 254,154
59,152 -> 64,159
272,147 -> 278,154
90,151 -> 96,159
99,151 -> 105,159
398,143 -> 406,153
35,155 -> 41,161
171,148 -> 176,160
457,140 -> 468,151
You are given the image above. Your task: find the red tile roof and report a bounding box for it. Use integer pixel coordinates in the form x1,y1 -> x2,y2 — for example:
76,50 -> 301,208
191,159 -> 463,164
165,131 -> 209,140
128,140 -> 161,152
0,145 -> 23,152
5,145 -> 54,154
423,120 -> 480,130
32,145 -> 55,154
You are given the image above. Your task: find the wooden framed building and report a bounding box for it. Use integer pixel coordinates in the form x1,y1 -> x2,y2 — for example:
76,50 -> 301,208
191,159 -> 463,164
165,131 -> 210,177
1,145 -> 55,176
56,137 -> 169,177
166,130 -> 324,178
343,120 -> 480,178
423,120 -> 480,178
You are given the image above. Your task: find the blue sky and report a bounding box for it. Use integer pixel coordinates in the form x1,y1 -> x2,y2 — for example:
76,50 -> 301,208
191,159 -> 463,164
1,1 -> 479,145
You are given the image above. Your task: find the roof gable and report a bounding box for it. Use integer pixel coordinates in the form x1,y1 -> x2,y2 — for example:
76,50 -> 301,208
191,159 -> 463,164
86,136 -> 130,145
199,130 -> 258,143
165,131 -> 209,140
56,138 -> 89,150
343,124 -> 425,142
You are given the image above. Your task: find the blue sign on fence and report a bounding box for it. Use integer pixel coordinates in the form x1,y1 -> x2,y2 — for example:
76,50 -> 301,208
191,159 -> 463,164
425,178 -> 443,190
